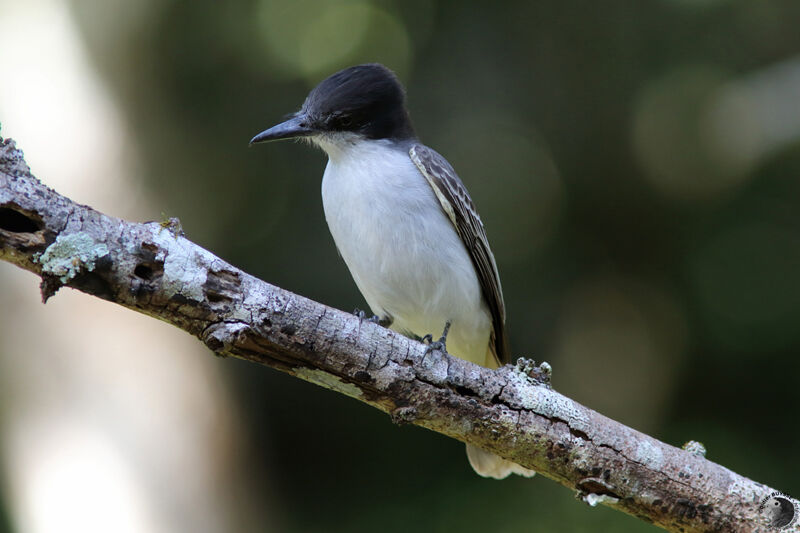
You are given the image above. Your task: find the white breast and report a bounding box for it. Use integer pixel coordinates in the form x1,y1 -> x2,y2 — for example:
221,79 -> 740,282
317,135 -> 492,366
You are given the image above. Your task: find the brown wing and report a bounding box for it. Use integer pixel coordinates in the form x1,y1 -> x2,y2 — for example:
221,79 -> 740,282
409,144 -> 509,366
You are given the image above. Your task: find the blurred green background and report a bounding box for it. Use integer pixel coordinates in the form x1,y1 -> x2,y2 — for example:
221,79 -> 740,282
2,0 -> 800,531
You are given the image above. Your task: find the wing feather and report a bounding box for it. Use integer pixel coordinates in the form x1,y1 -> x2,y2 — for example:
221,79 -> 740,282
409,144 -> 509,365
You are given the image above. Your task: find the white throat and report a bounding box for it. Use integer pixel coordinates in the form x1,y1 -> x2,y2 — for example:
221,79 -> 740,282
311,132 -> 384,161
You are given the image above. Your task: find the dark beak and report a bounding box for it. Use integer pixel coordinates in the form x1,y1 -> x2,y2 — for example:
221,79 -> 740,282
249,114 -> 316,145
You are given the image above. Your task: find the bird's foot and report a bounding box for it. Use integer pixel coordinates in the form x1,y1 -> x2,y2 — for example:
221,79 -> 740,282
353,308 -> 393,327
423,320 -> 451,355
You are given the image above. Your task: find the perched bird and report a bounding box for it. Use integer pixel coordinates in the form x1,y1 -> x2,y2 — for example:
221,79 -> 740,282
250,63 -> 534,479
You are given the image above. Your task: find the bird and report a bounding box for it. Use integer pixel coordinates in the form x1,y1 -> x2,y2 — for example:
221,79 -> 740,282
250,63 -> 535,480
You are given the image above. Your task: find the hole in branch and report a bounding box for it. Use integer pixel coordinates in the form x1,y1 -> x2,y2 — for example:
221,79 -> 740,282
206,292 -> 230,304
133,259 -> 163,281
0,207 -> 42,233
454,385 -> 478,398
134,264 -> 154,280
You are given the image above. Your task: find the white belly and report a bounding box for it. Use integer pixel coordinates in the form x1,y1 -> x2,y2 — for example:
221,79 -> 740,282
319,138 -> 492,366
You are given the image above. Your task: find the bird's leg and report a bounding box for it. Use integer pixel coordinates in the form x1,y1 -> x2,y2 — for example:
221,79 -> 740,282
353,308 -> 393,327
423,320 -> 451,355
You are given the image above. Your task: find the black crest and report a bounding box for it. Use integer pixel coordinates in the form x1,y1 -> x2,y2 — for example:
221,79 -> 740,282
303,64 -> 415,141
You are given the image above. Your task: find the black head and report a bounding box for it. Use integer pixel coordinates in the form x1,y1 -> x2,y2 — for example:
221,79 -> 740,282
250,64 -> 415,145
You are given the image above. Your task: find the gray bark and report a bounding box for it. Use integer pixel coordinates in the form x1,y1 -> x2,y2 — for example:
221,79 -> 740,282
0,134 -> 794,532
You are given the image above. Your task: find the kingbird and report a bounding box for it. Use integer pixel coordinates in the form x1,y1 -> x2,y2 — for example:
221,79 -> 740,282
250,63 -> 534,479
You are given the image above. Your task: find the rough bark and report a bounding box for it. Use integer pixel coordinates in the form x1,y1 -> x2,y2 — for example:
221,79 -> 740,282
0,134 -> 794,532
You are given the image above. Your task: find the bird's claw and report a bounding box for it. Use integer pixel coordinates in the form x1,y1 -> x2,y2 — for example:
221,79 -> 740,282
354,309 -> 392,327
423,321 -> 451,355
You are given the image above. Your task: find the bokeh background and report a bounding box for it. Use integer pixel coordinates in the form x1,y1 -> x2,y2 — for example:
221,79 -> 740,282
1,0 -> 800,531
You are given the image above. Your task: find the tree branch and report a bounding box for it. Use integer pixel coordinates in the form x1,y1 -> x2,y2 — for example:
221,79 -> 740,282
0,134 -> 792,532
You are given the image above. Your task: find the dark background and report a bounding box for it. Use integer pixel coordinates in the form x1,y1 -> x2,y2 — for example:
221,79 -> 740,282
5,0 -> 800,531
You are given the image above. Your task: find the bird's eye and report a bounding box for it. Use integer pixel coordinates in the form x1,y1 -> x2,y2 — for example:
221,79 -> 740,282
339,115 -> 353,128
